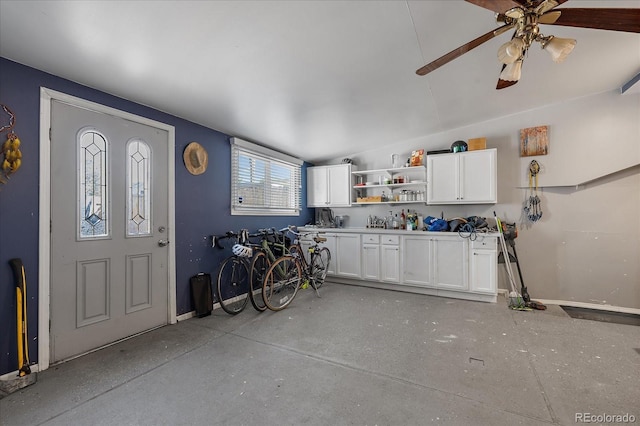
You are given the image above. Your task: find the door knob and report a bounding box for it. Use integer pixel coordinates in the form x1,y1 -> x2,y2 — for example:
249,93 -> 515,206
158,239 -> 170,247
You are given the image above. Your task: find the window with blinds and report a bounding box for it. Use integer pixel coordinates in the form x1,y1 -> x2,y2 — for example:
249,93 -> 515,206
231,138 -> 302,216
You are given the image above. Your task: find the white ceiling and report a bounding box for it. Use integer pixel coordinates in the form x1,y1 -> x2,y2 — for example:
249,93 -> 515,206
1,0 -> 638,163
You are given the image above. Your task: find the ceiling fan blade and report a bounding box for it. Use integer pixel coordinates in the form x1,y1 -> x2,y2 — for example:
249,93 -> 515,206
535,0 -> 567,15
416,24 -> 513,76
538,10 -> 561,25
497,78 -> 519,89
465,0 -> 524,14
547,8 -> 640,33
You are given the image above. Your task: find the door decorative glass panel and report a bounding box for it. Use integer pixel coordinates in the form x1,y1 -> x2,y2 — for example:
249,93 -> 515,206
79,130 -> 108,239
126,139 -> 151,236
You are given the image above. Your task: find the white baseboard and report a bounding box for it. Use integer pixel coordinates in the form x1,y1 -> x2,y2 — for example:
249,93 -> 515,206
176,311 -> 195,321
495,289 -> 640,315
1,364 -> 40,381
176,301 -> 226,322
536,299 -> 640,316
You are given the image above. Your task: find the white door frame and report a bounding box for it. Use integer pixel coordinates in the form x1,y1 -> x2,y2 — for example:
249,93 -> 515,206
38,87 -> 177,372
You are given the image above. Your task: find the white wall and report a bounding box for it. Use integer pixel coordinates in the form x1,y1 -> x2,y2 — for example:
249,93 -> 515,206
323,89 -> 640,310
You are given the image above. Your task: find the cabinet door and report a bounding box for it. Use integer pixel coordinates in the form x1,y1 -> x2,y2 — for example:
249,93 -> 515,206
336,234 -> 361,278
327,164 -> 352,207
322,234 -> 337,275
427,154 -> 459,204
470,249 -> 497,294
460,150 -> 496,203
433,238 -> 468,291
362,244 -> 380,280
307,166 -> 328,207
402,236 -> 433,287
381,244 -> 400,283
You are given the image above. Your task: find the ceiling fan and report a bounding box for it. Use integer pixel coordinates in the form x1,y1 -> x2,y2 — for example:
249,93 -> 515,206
415,0 -> 640,89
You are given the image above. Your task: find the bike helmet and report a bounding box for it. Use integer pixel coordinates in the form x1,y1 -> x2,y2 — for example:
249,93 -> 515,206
451,140 -> 468,153
232,244 -> 253,258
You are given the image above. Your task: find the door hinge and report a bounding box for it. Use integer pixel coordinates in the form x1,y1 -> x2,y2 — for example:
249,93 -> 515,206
49,127 -> 52,141
50,219 -> 52,233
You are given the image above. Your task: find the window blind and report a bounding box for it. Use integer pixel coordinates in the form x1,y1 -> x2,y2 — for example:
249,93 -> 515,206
231,138 -> 302,216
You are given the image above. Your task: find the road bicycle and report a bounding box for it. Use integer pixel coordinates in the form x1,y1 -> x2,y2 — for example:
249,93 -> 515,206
248,227 -> 292,312
212,229 -> 257,315
262,226 -> 331,311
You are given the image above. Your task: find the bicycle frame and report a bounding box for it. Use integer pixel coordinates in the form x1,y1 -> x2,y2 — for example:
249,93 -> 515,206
288,232 -> 327,294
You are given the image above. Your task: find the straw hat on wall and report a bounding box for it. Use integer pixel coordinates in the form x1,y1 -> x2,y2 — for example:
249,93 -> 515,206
183,142 -> 208,175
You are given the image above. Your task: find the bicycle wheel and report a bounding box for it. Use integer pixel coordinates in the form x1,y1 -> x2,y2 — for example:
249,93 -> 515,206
311,247 -> 331,289
216,256 -> 250,315
262,256 -> 301,311
249,251 -> 269,312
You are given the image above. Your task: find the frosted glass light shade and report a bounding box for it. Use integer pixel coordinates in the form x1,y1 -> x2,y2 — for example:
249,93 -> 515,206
543,36 -> 576,63
498,38 -> 525,64
500,60 -> 522,82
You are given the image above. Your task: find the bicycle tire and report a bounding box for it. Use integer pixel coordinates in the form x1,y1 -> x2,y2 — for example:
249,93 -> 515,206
249,250 -> 269,312
216,256 -> 250,315
262,255 -> 301,311
311,247 -> 331,289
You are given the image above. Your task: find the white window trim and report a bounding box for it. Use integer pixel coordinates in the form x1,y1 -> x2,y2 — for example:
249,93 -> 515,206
230,137 -> 302,216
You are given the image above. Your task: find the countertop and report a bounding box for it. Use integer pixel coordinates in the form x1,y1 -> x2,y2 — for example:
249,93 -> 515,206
299,226 -> 499,238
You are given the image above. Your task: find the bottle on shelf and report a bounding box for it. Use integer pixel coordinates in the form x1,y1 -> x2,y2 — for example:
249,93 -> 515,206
400,209 -> 406,230
393,214 -> 399,230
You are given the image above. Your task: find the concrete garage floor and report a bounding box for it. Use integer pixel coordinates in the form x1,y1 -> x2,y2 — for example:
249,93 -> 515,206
1,283 -> 638,426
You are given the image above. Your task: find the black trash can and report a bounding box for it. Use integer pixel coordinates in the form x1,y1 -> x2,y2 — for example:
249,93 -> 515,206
190,273 -> 213,317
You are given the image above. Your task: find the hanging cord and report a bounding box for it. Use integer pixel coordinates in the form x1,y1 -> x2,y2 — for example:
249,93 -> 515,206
1,104 -> 22,184
458,223 -> 478,241
0,104 -> 16,133
524,160 -> 542,222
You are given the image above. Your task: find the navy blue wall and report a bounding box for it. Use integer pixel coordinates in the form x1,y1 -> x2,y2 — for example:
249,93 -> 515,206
0,57 -> 314,375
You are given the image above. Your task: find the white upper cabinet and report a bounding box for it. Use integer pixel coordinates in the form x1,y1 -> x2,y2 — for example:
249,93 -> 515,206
307,164 -> 352,207
427,149 -> 497,204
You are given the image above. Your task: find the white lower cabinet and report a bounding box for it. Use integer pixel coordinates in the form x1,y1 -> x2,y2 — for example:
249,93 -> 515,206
402,235 -> 467,291
380,236 -> 400,283
327,233 -> 361,278
469,237 -> 497,295
317,228 -> 497,303
362,236 -> 380,280
433,238 -> 468,291
361,234 -> 401,283
402,235 -> 433,287
321,234 -> 338,275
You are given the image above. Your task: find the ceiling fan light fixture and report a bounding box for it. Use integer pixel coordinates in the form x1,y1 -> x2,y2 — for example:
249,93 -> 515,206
541,36 -> 577,63
498,38 -> 525,64
499,60 -> 523,82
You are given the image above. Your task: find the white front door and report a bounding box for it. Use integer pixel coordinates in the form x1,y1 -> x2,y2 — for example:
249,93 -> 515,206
50,100 -> 170,363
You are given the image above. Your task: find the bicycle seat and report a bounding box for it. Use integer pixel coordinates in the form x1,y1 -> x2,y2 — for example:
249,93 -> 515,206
314,236 -> 327,243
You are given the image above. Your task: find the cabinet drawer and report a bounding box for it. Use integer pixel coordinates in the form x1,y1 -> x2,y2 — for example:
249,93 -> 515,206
362,234 -> 380,244
381,235 -> 399,245
471,238 -> 497,250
